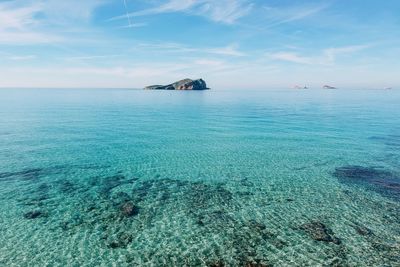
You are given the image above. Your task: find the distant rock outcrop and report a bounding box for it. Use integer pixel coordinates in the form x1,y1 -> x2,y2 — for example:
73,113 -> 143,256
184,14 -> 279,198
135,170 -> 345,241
145,78 -> 209,90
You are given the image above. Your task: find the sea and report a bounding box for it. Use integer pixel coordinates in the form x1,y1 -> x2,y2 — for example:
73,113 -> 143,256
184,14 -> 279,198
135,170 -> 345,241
0,88 -> 399,266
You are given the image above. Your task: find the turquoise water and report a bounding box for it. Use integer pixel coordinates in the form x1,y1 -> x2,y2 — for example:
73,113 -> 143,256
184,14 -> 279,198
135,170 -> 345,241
0,88 -> 399,266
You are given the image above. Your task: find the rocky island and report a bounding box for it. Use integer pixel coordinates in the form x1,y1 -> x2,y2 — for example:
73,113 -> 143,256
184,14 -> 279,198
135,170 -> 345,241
144,78 -> 209,90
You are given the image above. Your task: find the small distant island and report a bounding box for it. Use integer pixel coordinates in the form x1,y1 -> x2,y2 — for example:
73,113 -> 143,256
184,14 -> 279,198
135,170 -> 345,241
144,78 -> 209,90
323,85 -> 337,89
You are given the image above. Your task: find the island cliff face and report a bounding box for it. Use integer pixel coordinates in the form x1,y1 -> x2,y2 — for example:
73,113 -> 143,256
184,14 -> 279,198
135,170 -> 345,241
145,78 -> 209,90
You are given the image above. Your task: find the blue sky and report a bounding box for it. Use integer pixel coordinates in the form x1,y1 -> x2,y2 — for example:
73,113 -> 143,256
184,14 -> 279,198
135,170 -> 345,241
0,0 -> 399,89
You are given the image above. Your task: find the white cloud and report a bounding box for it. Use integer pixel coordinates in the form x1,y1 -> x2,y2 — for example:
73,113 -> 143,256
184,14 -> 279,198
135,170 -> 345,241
193,59 -> 224,66
111,0 -> 253,24
0,58 -> 243,88
269,52 -> 312,64
269,45 -> 370,65
0,0 -> 106,45
9,55 -> 37,60
0,51 -> 37,61
127,0 -> 197,16
262,3 -> 329,28
1,56 -> 399,89
0,3 -> 41,30
62,54 -> 122,61
197,0 -> 253,24
40,0 -> 106,24
120,23 -> 147,28
0,1 -> 49,43
132,42 -> 246,57
207,45 -> 246,56
0,30 -> 61,44
322,45 -> 370,63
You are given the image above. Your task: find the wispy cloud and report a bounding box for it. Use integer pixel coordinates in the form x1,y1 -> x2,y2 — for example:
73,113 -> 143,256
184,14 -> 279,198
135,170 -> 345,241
119,23 -> 147,29
193,59 -> 225,66
0,51 -> 37,61
0,1 -> 50,43
9,55 -> 37,61
322,45 -> 370,63
111,0 -> 253,25
269,52 -> 312,64
123,0 -> 197,16
1,1 -> 399,89
132,42 -> 246,57
197,0 -> 253,24
62,54 -> 122,61
268,45 -> 370,65
0,0 -> 106,44
262,3 -> 329,28
206,45 -> 246,57
40,0 -> 107,24
0,2 -> 41,30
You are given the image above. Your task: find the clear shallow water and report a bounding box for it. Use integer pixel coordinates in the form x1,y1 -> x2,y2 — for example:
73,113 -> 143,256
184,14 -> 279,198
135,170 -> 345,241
0,88 -> 399,266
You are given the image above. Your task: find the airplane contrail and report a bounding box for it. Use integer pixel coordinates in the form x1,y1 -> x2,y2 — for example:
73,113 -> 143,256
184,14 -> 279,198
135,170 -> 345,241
123,0 -> 132,27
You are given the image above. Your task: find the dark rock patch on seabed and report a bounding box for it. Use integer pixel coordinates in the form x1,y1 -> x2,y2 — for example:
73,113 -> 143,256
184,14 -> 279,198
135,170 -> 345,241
196,210 -> 235,228
93,174 -> 139,196
333,165 -> 400,200
352,224 -> 374,236
208,259 -> 272,267
207,260 -> 226,267
0,168 -> 44,181
369,134 -> 400,147
18,183 -> 51,207
243,260 -> 272,267
33,172 -> 379,265
2,162 -> 398,265
334,165 -> 392,180
300,221 -> 341,245
55,175 -> 284,264
107,232 -> 134,249
57,180 -> 78,194
0,165 -> 71,183
188,182 -> 233,211
120,201 -> 139,217
24,210 -> 45,219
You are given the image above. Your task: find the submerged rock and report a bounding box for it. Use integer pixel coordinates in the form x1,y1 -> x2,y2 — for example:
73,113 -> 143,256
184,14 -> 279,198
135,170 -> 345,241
0,168 -> 43,181
243,260 -> 272,267
354,226 -> 373,235
208,260 -> 225,267
300,221 -> 341,244
334,165 -> 400,200
58,180 -> 77,194
353,224 -> 374,236
108,232 -> 133,249
196,210 -> 235,229
24,210 -> 44,219
369,134 -> 400,148
144,78 -> 209,90
121,202 -> 139,217
334,165 -> 392,180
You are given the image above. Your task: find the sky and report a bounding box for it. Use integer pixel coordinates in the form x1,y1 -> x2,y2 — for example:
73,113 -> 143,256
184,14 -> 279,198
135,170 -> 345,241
0,0 -> 399,89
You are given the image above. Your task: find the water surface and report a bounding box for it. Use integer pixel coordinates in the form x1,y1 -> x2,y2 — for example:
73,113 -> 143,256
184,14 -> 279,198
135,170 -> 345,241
0,88 -> 399,266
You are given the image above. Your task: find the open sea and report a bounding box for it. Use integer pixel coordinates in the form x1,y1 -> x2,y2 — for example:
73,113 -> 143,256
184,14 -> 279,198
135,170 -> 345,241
0,88 -> 399,266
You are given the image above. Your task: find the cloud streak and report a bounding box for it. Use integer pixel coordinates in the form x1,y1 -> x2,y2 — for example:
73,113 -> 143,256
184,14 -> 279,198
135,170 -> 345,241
111,0 -> 253,24
0,0 -> 106,44
131,42 -> 246,57
269,45 -> 370,65
262,3 -> 329,28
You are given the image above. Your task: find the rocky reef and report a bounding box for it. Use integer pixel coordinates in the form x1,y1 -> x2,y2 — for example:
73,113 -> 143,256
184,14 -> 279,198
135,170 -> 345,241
300,221 -> 341,245
333,165 -> 400,201
144,78 -> 209,90
4,164 -> 400,266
